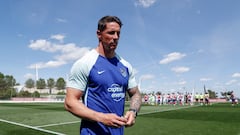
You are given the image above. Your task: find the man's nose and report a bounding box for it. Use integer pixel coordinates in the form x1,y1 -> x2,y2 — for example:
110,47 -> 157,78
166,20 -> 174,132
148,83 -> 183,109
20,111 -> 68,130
113,32 -> 119,39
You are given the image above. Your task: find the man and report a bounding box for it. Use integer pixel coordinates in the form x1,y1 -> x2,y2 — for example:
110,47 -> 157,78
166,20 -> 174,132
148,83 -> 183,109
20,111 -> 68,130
204,92 -> 210,105
64,15 -> 142,135
199,93 -> 204,106
230,91 -> 236,106
195,92 -> 199,104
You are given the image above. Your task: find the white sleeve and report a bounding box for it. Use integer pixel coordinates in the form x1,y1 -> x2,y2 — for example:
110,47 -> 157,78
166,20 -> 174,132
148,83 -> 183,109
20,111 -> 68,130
67,50 -> 98,91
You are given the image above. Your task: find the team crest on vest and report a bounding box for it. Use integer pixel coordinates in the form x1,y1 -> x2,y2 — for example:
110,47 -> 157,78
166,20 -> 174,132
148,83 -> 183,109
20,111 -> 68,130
120,68 -> 127,77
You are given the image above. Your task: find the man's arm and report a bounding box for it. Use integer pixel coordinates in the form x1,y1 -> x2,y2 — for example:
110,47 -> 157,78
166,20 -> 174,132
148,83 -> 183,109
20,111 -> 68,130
64,87 -> 127,127
128,86 -> 142,112
64,87 -> 99,120
124,86 -> 142,127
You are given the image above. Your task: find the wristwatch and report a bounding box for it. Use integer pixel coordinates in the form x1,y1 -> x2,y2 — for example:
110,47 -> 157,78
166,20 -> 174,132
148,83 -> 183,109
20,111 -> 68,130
129,108 -> 138,118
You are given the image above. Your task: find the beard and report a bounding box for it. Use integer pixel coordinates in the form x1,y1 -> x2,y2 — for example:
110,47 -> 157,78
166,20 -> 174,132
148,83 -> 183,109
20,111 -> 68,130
103,41 -> 118,51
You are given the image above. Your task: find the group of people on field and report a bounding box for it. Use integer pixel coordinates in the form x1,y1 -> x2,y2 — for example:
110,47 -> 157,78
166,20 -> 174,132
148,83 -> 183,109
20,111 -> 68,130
194,92 -> 210,105
143,92 -> 211,106
230,91 -> 238,106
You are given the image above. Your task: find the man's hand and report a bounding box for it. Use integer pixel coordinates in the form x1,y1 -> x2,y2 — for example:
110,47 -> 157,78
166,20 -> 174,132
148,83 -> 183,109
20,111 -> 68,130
99,113 -> 127,128
124,111 -> 136,127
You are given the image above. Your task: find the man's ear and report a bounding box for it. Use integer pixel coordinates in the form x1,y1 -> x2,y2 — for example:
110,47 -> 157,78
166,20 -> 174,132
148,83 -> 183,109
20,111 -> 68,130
97,30 -> 101,40
97,30 -> 101,35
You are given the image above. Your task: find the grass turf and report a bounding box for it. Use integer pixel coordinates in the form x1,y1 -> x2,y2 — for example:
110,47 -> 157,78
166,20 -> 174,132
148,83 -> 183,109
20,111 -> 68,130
0,102 -> 239,135
126,103 -> 240,135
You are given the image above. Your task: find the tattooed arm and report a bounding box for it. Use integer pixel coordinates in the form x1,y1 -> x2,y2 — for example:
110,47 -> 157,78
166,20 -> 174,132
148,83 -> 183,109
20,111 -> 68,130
124,86 -> 142,127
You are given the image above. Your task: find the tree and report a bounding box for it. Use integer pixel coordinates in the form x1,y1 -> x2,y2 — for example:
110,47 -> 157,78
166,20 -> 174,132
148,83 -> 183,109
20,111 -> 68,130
221,91 -> 233,100
0,72 -> 17,99
0,73 -> 14,91
25,78 -> 35,89
5,75 -> 16,88
207,89 -> 218,98
47,78 -> 55,94
36,78 -> 46,89
55,77 -> 66,90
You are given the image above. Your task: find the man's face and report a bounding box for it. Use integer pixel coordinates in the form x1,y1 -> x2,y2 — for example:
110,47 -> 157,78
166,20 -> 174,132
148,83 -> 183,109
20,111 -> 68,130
98,22 -> 121,51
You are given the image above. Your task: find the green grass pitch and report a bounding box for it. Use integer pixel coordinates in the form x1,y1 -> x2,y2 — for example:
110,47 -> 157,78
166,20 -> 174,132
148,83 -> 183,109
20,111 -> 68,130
0,102 -> 239,135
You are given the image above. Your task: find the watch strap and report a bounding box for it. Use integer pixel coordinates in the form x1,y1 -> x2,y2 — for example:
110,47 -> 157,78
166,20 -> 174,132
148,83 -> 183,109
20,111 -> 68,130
129,108 -> 137,117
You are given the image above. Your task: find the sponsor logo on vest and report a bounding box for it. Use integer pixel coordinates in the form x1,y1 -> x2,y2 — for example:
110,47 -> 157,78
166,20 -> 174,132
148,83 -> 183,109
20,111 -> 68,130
107,84 -> 125,102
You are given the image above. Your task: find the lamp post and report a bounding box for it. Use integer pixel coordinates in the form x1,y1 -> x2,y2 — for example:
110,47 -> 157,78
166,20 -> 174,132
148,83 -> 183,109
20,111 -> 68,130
10,78 -> 13,100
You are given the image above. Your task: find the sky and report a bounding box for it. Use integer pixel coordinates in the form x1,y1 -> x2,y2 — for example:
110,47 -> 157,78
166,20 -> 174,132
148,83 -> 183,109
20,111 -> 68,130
1,0 -> 240,97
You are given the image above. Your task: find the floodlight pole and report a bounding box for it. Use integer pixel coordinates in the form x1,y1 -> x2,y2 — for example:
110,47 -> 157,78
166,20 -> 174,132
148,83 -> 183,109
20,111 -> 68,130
10,78 -> 13,100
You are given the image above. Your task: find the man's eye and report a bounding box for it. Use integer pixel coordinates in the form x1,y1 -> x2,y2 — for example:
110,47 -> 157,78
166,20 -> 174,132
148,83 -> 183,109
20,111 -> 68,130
108,31 -> 115,35
108,31 -> 120,35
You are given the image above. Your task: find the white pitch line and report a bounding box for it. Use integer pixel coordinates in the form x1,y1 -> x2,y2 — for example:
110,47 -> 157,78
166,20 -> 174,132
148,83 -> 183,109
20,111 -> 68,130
36,121 -> 80,128
0,118 -> 65,135
138,105 -> 200,116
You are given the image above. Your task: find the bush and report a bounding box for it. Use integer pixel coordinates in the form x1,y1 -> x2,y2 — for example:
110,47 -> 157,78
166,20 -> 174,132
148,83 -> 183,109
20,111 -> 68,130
17,90 -> 31,97
32,91 -> 40,98
57,91 -> 65,95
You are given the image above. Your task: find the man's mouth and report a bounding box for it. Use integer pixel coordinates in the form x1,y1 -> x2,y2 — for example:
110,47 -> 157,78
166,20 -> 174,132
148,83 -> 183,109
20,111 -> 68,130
110,42 -> 117,46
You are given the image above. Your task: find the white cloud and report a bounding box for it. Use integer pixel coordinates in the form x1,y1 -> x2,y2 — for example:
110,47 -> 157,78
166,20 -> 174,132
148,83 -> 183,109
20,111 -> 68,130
29,39 -> 56,52
28,35 -> 91,69
140,74 -> 155,80
56,18 -> 67,23
200,78 -> 212,82
171,66 -> 190,73
134,0 -> 157,8
51,34 -> 65,42
232,72 -> 240,78
28,60 -> 66,69
178,80 -> 186,85
160,52 -> 186,64
17,33 -> 24,37
225,79 -> 237,85
29,39 -> 89,54
55,45 -> 90,62
24,73 -> 35,79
